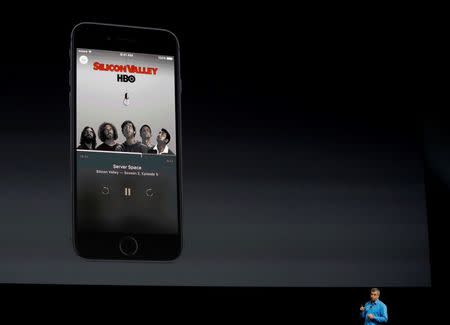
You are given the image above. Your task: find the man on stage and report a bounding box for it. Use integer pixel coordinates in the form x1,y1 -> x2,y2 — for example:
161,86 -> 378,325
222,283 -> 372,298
359,288 -> 388,324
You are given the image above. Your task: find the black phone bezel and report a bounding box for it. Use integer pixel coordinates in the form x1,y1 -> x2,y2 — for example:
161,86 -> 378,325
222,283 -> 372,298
70,22 -> 183,261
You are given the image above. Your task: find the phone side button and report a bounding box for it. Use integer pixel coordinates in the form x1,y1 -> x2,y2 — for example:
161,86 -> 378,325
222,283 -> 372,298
119,236 -> 138,256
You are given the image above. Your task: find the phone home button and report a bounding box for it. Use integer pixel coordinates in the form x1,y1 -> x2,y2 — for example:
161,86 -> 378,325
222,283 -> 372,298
119,236 -> 138,256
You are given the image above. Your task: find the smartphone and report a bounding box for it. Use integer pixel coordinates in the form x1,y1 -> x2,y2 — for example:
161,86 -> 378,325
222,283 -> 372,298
70,22 -> 182,260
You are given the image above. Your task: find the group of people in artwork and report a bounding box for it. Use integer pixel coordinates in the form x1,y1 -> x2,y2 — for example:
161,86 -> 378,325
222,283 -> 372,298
77,120 -> 174,155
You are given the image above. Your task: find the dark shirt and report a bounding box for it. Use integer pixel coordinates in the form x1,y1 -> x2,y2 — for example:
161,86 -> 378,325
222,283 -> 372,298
96,143 -> 119,151
147,145 -> 174,155
116,141 -> 148,153
77,143 -> 94,150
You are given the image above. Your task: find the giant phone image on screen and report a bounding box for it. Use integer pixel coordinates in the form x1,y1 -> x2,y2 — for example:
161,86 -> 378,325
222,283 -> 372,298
76,49 -> 178,234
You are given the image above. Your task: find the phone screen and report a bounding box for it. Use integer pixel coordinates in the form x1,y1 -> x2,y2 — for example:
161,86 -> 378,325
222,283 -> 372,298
75,48 -> 179,236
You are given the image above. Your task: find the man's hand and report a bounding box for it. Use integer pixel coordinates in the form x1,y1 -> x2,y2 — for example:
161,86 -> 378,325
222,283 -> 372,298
368,314 -> 374,320
360,306 -> 365,312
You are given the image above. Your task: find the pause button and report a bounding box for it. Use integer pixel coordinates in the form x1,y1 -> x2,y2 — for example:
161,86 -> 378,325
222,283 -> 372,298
124,187 -> 132,197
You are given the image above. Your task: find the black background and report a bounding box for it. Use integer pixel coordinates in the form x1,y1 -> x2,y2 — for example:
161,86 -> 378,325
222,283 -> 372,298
0,4 -> 443,323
